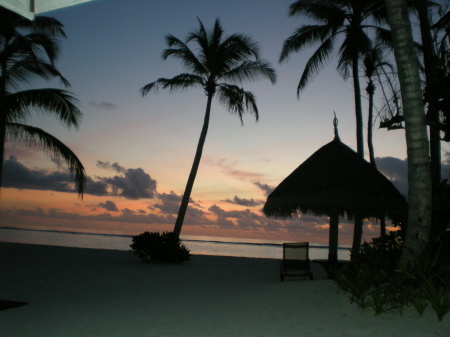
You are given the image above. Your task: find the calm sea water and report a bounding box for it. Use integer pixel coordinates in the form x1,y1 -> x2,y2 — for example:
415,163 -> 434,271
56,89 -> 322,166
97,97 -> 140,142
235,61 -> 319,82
0,227 -> 351,260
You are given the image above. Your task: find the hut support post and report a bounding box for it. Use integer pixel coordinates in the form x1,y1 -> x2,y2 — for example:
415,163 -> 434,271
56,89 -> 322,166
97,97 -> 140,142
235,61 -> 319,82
351,215 -> 363,260
328,211 -> 339,264
380,214 -> 386,237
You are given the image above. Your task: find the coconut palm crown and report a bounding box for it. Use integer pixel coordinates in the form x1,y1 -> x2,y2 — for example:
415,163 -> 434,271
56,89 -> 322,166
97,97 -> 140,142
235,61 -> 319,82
0,8 -> 86,197
141,18 -> 277,237
280,0 -> 388,157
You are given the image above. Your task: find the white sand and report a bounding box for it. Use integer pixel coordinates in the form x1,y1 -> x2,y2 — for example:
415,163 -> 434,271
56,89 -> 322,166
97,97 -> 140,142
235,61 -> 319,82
0,242 -> 448,337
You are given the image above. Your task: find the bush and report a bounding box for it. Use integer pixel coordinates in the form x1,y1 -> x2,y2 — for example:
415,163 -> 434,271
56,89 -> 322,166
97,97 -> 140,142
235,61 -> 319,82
333,231 -> 450,321
130,231 -> 191,263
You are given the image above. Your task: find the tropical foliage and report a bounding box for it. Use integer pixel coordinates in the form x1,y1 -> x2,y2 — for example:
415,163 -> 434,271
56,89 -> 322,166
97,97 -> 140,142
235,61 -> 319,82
280,0 -> 387,157
334,233 -> 450,321
0,8 -> 86,196
141,18 -> 276,236
130,231 -> 191,263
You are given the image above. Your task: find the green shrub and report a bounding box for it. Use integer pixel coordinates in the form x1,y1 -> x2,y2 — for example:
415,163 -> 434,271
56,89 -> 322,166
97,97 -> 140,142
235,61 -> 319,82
130,231 -> 191,263
334,232 -> 450,320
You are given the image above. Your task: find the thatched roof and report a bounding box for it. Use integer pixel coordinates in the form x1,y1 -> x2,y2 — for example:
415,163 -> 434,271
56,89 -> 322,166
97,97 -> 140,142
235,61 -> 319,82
263,134 -> 407,221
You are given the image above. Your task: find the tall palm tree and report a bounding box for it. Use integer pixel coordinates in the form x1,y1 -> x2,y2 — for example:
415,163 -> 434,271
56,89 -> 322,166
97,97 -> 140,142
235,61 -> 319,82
385,0 -> 432,267
0,8 -> 86,197
280,0 -> 387,255
362,44 -> 394,168
141,18 -> 276,237
362,45 -> 396,238
280,0 -> 386,157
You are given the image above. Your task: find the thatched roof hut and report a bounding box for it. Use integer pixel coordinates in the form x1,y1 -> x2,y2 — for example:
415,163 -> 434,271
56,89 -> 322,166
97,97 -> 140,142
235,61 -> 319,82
263,120 -> 407,263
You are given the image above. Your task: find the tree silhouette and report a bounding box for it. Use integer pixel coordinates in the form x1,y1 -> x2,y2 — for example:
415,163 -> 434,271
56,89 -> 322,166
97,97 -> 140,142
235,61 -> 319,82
0,8 -> 86,197
280,0 -> 386,157
385,0 -> 432,267
141,18 -> 276,237
280,0 -> 388,255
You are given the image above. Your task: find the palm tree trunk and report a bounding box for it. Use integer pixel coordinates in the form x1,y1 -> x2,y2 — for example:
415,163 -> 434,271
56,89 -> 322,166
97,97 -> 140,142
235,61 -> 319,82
173,94 -> 213,237
0,120 -> 5,191
385,0 -> 432,268
417,0 -> 441,192
0,57 -> 7,193
353,57 -> 364,157
352,54 -> 366,256
380,214 -> 386,237
351,216 -> 363,260
367,80 -> 377,168
328,210 -> 339,264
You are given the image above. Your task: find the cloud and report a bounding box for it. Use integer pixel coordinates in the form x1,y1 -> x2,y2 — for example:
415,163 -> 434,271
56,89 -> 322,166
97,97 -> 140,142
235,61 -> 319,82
3,156 -> 76,193
203,156 -> 265,181
222,196 -> 264,207
8,206 -> 172,225
375,157 -> 408,196
3,156 -> 158,200
89,101 -> 118,110
97,200 -> 119,212
253,181 -> 275,196
99,167 -> 157,199
96,161 -> 126,174
153,191 -> 200,216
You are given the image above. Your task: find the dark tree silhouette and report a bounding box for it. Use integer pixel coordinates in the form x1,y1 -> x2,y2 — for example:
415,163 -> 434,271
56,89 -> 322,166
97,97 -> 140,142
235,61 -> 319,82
141,18 -> 276,237
0,8 -> 86,197
385,0 -> 432,267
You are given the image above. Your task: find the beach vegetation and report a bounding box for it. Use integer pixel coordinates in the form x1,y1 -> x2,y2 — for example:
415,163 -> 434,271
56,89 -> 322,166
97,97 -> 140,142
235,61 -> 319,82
334,231 -> 450,321
0,8 -> 86,197
140,18 -> 276,237
130,231 -> 191,263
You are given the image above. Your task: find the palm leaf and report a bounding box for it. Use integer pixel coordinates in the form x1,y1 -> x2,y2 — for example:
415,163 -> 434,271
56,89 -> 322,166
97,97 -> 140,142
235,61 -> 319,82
163,35 -> 205,75
6,89 -> 81,128
280,24 -> 337,62
221,60 -> 276,85
5,123 -> 86,197
289,0 -> 345,23
297,36 -> 334,94
6,56 -> 71,90
140,74 -> 205,96
216,84 -> 258,124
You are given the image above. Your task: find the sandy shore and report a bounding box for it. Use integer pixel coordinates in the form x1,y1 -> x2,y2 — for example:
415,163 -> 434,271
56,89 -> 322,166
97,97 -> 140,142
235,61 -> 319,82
0,242 -> 448,337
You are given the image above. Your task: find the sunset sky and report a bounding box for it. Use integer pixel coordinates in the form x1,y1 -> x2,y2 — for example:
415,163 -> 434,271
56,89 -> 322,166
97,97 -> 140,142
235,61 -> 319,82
1,0 -> 448,245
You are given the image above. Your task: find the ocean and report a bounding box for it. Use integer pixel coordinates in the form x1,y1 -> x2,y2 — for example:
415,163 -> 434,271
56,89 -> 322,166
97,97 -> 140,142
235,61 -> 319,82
0,227 -> 351,260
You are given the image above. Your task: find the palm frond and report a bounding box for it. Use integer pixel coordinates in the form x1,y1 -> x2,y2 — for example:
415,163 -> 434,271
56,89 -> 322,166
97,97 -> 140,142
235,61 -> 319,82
375,27 -> 394,50
216,84 -> 258,124
163,35 -> 205,75
297,37 -> 334,95
220,33 -> 260,63
30,16 -> 67,38
221,60 -> 276,85
140,74 -> 205,96
6,56 -> 71,90
289,0 -> 345,23
24,32 -> 61,63
6,89 -> 81,128
337,30 -> 372,78
5,123 -> 86,197
280,25 -> 336,62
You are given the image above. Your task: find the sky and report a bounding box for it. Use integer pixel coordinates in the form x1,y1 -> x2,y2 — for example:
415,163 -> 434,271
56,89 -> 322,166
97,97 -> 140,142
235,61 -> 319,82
1,0 -> 449,245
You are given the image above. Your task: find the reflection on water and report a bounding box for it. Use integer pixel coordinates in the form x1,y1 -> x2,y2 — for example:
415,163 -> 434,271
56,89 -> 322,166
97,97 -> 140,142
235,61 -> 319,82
0,227 -> 351,260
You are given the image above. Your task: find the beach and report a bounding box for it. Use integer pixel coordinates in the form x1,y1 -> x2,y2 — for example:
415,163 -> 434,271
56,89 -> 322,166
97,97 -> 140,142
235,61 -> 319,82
0,242 -> 448,337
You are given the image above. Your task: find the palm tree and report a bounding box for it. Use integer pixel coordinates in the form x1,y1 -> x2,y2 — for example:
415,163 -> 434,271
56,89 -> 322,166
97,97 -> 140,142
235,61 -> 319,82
280,0 -> 386,158
141,18 -> 276,237
384,0 -> 432,267
0,8 -> 86,197
362,44 -> 394,168
280,0 -> 387,255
